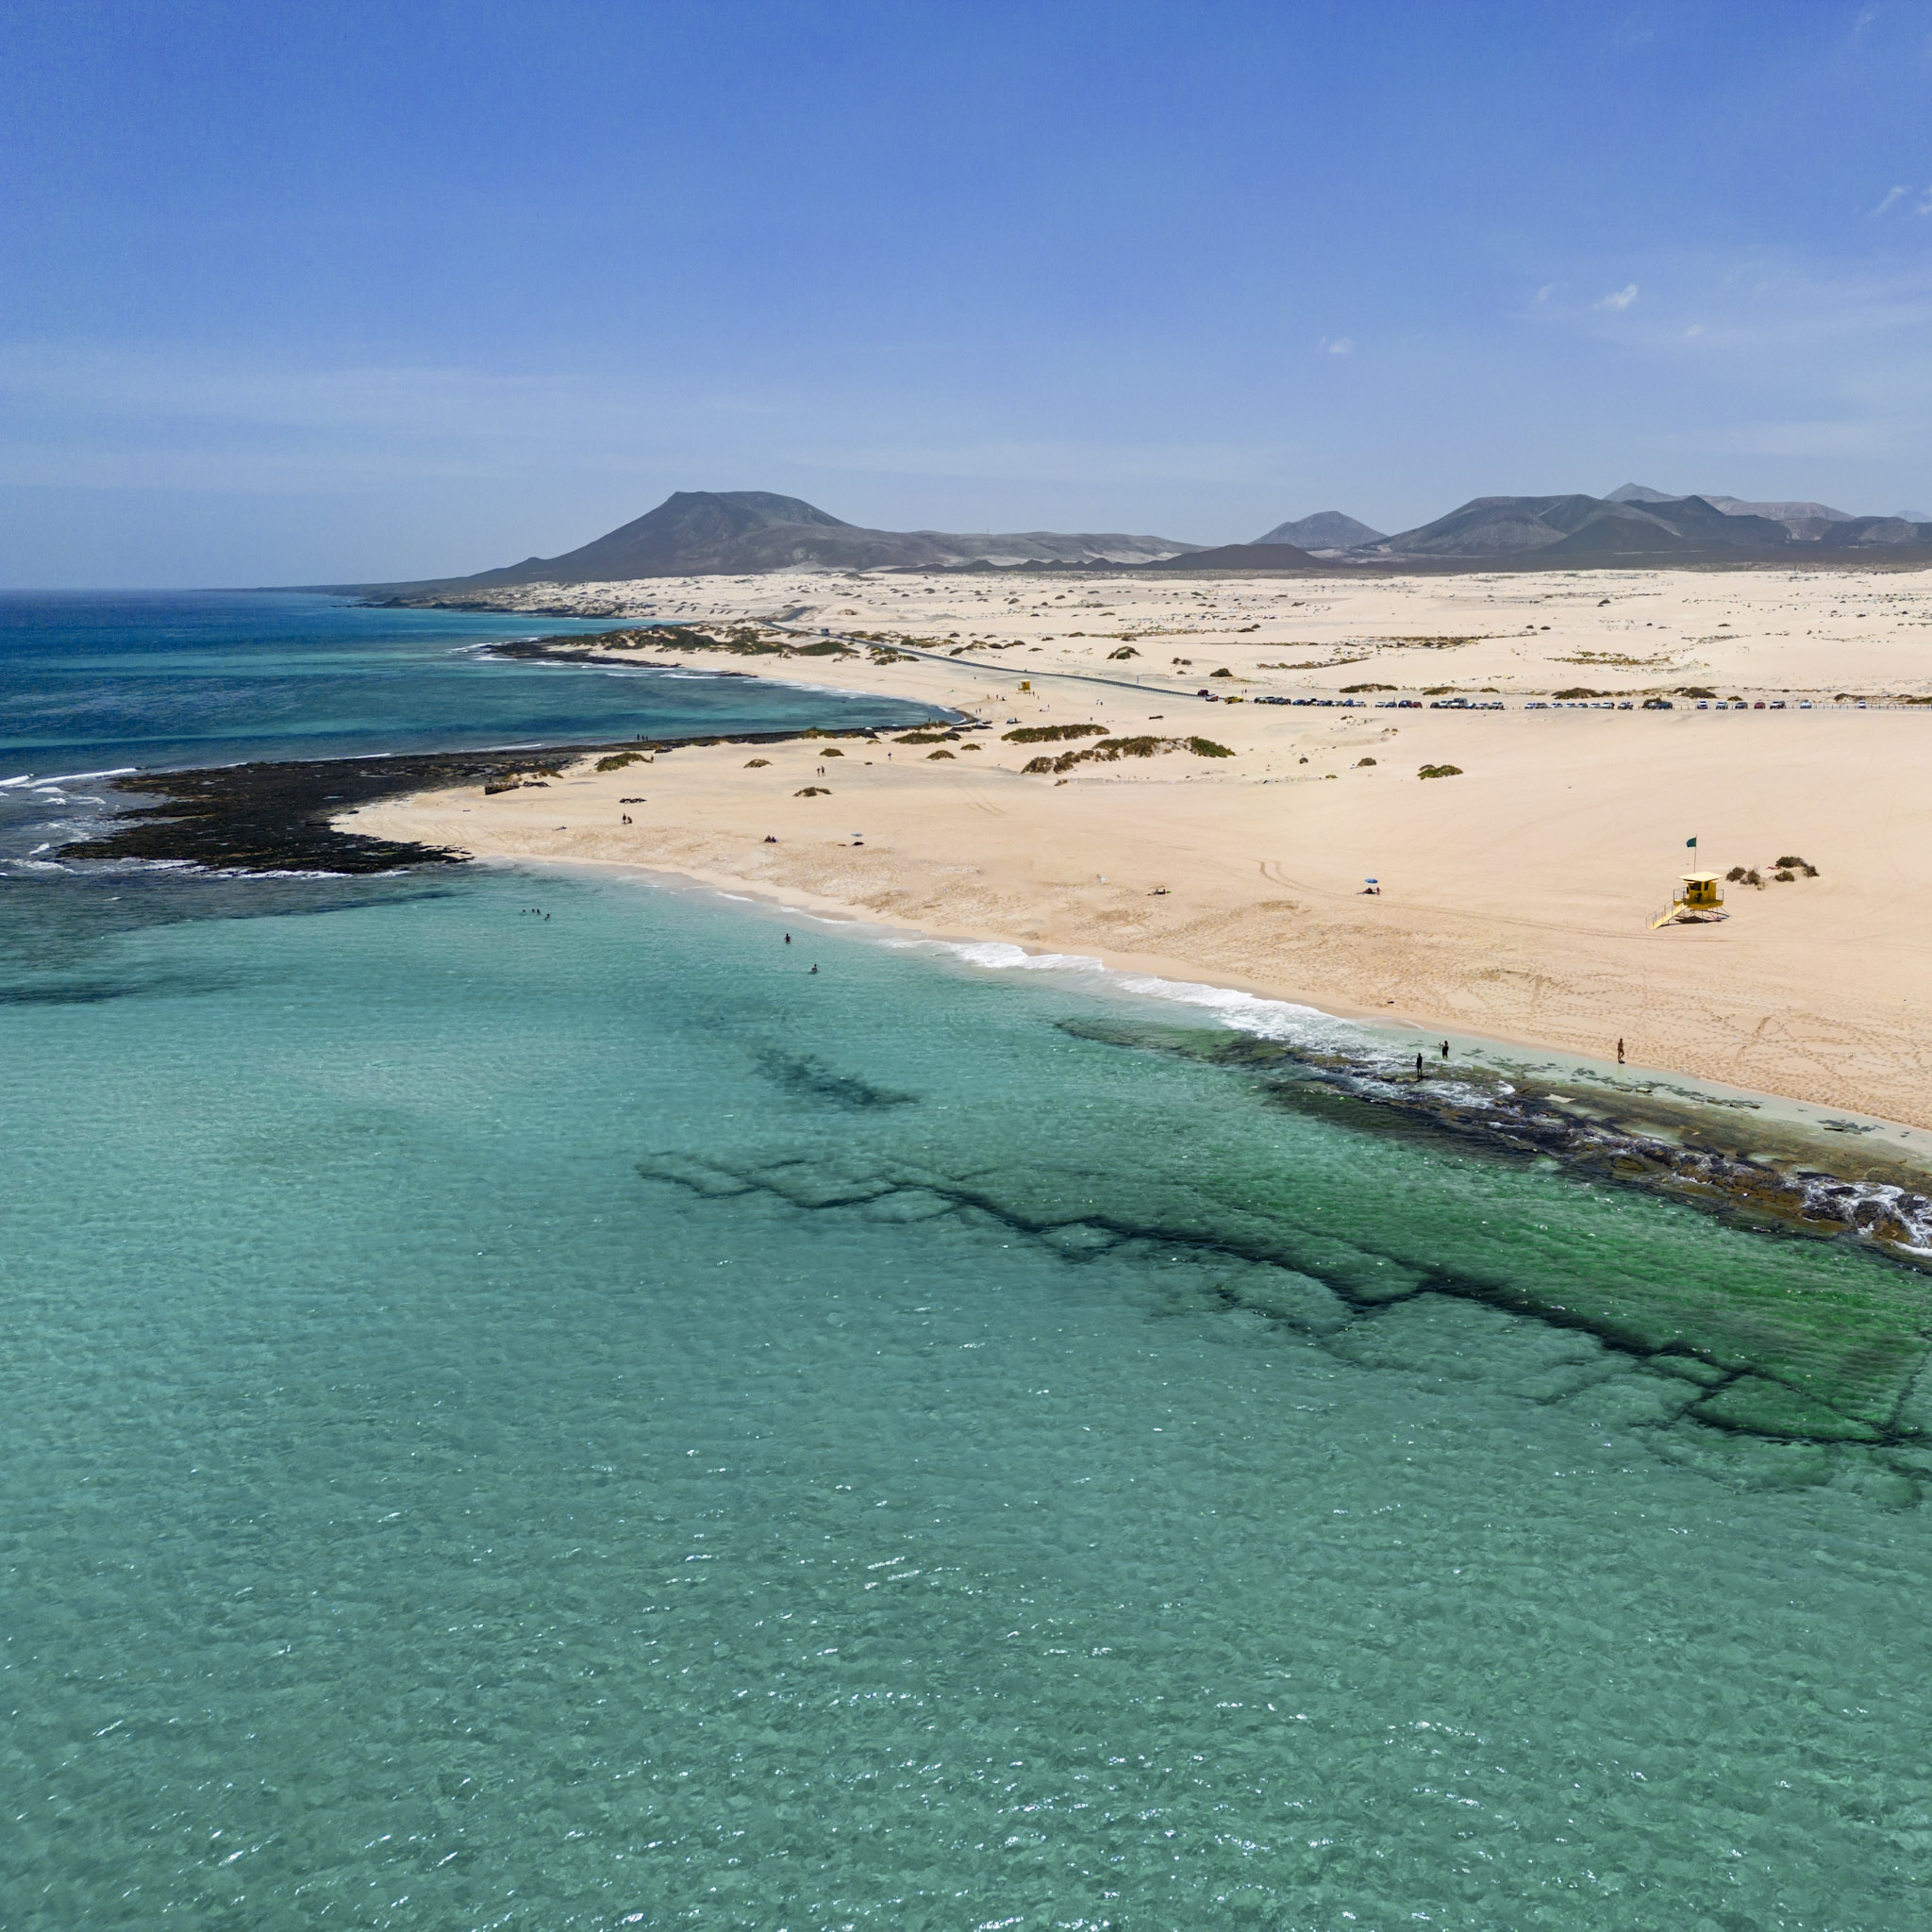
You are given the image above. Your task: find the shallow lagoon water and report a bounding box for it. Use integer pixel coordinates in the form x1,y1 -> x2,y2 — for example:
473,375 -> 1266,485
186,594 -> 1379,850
4,597 -> 1932,1928
6,863 -> 1932,1929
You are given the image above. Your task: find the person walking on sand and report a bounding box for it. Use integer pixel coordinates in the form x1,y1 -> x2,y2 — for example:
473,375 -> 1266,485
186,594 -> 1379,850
1617,1037 -> 1625,1065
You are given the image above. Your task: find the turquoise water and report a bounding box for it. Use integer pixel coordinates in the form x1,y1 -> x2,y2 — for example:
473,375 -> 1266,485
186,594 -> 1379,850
6,864 -> 1931,1929
0,591 -> 920,774
4,595 -> 1932,1927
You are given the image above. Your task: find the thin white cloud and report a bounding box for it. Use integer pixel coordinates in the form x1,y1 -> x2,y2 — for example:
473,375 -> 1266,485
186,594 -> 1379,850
1325,336 -> 1354,356
1596,284 -> 1639,311
1870,184 -> 1908,216
1919,186 -> 1932,216
1533,282 -> 1556,304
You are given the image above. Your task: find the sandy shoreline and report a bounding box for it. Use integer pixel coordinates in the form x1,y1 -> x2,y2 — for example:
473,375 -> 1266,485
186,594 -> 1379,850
346,561 -> 1932,1130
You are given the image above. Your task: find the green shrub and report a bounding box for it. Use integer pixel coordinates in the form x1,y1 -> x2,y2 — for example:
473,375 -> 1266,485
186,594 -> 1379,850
1417,763 -> 1462,779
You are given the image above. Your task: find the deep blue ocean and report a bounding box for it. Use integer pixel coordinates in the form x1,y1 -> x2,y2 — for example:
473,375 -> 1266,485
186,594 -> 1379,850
4,593 -> 1930,1930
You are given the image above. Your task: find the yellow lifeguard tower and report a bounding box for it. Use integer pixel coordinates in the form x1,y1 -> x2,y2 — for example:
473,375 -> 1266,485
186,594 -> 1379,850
1651,871 -> 1727,929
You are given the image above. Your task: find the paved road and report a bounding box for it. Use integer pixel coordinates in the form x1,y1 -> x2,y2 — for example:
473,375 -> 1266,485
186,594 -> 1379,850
767,622 -> 1220,709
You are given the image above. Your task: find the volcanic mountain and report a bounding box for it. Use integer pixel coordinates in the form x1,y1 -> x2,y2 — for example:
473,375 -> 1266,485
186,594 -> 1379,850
1252,510 -> 1387,551
382,491 -> 1201,588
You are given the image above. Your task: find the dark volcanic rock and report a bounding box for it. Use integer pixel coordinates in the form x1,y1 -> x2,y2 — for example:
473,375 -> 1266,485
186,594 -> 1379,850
58,746 -> 588,874
58,720 -> 908,875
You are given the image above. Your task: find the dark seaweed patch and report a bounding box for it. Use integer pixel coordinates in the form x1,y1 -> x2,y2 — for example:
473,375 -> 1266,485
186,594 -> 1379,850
0,973 -> 237,1006
751,1050 -> 917,1109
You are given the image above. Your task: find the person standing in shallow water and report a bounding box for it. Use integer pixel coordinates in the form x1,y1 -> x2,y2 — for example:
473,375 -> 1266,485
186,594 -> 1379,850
1617,1037 -> 1625,1064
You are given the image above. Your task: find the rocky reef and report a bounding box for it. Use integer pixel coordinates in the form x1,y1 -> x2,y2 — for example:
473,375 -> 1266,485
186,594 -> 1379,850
1050,1016 -> 1932,1447
58,724 -> 917,875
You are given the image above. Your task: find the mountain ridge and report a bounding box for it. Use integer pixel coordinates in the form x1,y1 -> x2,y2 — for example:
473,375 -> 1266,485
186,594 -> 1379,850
351,484 -> 1932,593
1358,491 -> 1932,562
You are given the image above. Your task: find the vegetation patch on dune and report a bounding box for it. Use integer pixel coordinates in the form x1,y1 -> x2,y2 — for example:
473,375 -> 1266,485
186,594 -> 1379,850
525,623 -> 858,660
1002,724 -> 1106,743
1023,734 -> 1233,775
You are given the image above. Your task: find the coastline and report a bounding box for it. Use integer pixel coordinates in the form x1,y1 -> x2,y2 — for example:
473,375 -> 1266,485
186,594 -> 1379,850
343,643 -> 1932,1130
53,556 -> 1932,1268
326,555 -> 1932,1260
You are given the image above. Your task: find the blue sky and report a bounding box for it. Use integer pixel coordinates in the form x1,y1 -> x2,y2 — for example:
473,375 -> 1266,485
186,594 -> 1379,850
4,0 -> 1931,584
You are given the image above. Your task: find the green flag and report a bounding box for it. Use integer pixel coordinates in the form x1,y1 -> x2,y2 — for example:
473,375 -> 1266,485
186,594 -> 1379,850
1686,836 -> 1697,849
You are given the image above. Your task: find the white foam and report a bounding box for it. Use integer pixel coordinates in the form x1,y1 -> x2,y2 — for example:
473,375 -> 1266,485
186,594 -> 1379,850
931,940 -> 1107,974
901,937 -> 1384,1056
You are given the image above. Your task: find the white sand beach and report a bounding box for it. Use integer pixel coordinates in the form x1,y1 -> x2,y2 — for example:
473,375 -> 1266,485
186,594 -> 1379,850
349,563 -> 1932,1126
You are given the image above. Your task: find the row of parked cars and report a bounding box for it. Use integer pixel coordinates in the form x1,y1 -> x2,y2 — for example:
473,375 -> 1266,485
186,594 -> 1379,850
1213,691 -> 1840,712
1241,693 -> 1368,708
1231,693 -> 1511,710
